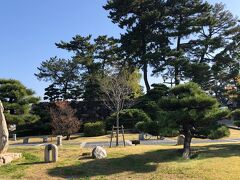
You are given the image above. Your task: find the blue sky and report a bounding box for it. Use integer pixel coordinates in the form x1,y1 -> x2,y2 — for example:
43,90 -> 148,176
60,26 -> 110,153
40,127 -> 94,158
0,0 -> 239,99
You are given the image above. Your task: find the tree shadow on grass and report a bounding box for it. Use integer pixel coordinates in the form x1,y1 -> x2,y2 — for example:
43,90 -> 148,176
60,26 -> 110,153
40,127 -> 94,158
48,143 -> 240,179
192,143 -> 240,159
18,162 -> 46,165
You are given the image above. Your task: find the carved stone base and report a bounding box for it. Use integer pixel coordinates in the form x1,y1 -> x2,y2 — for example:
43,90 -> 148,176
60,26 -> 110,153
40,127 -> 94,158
0,153 -> 22,165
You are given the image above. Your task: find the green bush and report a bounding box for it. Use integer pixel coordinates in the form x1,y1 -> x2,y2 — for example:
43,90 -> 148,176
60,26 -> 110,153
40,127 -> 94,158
234,121 -> 240,127
84,121 -> 105,137
107,109 -> 151,129
208,126 -> 230,139
135,121 -> 147,132
231,109 -> 240,120
135,121 -> 179,137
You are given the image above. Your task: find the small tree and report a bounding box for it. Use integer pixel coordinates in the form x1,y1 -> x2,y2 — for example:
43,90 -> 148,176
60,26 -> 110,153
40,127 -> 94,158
99,70 -> 133,146
138,83 -> 229,159
50,101 -> 80,140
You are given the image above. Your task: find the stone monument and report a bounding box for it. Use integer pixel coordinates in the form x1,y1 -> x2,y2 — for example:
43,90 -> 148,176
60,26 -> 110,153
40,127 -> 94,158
0,101 -> 21,165
0,101 -> 9,154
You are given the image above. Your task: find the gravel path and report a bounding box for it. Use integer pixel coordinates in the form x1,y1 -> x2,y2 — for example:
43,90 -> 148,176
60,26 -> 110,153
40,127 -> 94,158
80,138 -> 240,148
9,137 -> 240,147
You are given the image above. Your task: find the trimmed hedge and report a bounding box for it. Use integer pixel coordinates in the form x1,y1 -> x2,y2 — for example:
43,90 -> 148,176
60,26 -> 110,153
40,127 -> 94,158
208,126 -> 230,139
135,121 -> 178,137
83,121 -> 105,137
106,109 -> 151,130
234,121 -> 240,127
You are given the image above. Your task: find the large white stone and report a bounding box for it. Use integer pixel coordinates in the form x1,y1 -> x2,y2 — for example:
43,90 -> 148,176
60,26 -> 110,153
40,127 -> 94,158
92,146 -> 107,159
0,101 -> 9,154
177,135 -> 185,145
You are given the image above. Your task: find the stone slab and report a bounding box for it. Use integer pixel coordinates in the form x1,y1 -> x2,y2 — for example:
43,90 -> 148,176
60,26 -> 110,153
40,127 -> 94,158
0,153 -> 22,165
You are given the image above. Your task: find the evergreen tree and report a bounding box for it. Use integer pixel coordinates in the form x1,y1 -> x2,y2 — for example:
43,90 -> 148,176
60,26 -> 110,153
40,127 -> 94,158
55,35 -> 103,102
0,79 -> 39,125
104,0 -> 166,92
159,83 -> 229,159
35,57 -> 83,101
185,3 -> 240,95
136,83 -> 230,159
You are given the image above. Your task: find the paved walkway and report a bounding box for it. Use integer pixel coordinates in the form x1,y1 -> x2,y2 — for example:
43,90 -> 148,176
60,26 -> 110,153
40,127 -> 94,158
80,137 -> 240,148
10,137 -> 240,148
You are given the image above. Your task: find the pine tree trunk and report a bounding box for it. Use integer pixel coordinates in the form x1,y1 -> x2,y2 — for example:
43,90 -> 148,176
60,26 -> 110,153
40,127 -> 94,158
174,67 -> 180,85
182,133 -> 192,159
143,63 -> 150,92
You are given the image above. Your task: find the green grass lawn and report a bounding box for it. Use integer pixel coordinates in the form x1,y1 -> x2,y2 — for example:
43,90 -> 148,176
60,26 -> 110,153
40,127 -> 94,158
2,142 -> 240,180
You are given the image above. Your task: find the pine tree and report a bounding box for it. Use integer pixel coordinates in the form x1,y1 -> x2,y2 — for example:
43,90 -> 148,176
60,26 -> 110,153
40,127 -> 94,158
159,83 -> 229,159
185,3 -> 240,95
0,79 -> 39,125
104,0 -> 165,92
35,57 -> 83,101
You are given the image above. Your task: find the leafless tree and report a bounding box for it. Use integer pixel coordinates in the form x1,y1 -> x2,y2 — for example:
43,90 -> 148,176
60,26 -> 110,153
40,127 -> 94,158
50,101 -> 80,140
99,70 -> 133,146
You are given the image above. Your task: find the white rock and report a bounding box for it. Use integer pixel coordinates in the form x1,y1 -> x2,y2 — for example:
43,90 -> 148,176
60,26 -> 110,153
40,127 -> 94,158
92,146 -> 107,159
177,135 -> 185,145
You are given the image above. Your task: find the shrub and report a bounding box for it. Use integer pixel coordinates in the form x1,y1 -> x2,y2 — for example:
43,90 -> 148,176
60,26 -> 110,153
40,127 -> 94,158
107,109 -> 151,129
230,109 -> 240,127
234,121 -> 240,127
231,109 -> 240,120
135,121 -> 178,137
208,126 -> 230,139
84,121 -> 105,137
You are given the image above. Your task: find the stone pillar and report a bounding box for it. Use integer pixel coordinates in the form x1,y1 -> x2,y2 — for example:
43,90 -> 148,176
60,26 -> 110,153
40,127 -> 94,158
44,144 -> 58,163
52,145 -> 58,162
57,135 -> 62,146
13,134 -> 17,141
0,101 -> 9,154
43,136 -> 48,143
138,133 -> 144,140
23,137 -> 29,144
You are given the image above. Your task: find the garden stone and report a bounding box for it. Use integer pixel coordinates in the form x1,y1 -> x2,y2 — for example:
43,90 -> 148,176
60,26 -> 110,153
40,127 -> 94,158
0,101 -> 9,154
0,101 -> 21,165
23,137 -> 29,144
92,146 -> 107,159
138,133 -> 144,140
57,135 -> 62,146
0,153 -> 22,165
43,136 -> 48,143
44,144 -> 58,163
13,134 -> 17,141
177,135 -> 185,145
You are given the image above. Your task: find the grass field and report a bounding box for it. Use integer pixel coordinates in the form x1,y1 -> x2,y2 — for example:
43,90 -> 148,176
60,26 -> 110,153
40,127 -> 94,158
2,129 -> 240,179
2,143 -> 240,179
